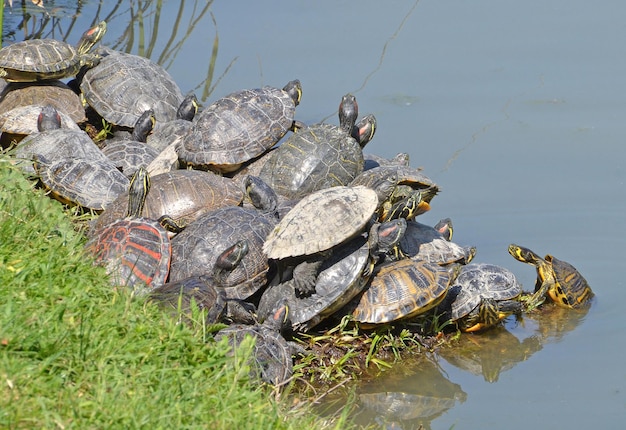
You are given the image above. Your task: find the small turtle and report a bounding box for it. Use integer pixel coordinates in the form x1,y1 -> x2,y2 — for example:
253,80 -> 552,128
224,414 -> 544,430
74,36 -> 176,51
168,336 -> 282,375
263,185 -> 379,260
258,93 -> 374,200
90,169 -> 243,236
178,80 -> 302,173
168,175 -> 278,299
214,298 -> 294,386
0,21 -> 106,82
85,167 -> 171,293
441,263 -> 523,332
148,241 -> 255,326
34,154 -> 129,211
80,47 -> 184,127
508,244 -> 593,309
347,259 -> 459,326
0,103 -> 81,141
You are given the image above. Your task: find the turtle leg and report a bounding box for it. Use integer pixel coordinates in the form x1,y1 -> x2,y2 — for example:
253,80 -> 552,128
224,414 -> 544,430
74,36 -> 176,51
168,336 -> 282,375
523,279 -> 551,311
224,299 -> 256,325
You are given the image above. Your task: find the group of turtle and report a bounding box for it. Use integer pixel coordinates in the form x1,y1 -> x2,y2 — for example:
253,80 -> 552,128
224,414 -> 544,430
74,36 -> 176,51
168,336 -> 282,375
0,22 -> 594,387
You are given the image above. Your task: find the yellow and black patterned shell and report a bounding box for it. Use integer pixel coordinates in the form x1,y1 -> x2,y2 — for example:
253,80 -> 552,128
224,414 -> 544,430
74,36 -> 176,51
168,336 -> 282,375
350,259 -> 456,325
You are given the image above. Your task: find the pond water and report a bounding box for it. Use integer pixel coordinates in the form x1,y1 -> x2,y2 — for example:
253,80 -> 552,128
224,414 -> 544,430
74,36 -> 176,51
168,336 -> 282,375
3,0 -> 626,428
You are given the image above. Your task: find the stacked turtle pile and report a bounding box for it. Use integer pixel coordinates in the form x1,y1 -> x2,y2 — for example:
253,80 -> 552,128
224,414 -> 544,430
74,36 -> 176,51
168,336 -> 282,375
0,23 -> 594,387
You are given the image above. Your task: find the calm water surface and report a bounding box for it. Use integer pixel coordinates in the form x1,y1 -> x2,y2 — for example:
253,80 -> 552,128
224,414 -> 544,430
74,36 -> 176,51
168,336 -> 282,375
4,1 -> 625,428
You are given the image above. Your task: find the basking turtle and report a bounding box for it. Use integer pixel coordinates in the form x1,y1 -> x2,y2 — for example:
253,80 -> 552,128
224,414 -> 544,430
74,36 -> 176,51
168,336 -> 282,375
168,175 -> 278,299
0,21 -> 106,82
263,185 -> 379,260
0,80 -> 86,124
14,105 -> 107,174
259,218 -> 407,331
148,241 -> 255,326
389,220 -> 475,265
85,167 -> 171,293
34,154 -> 129,211
0,103 -> 81,141
80,47 -> 184,127
259,93 -> 373,199
347,259 -> 459,325
214,298 -> 294,386
441,263 -> 523,332
90,169 -> 243,236
178,80 -> 302,173
508,244 -> 593,309
363,152 -> 410,170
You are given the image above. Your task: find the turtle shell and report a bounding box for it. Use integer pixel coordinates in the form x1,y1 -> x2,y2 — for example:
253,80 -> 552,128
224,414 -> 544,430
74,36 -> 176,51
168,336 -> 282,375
90,169 -> 243,235
349,259 -> 456,325
397,221 -> 476,265
263,186 -> 378,260
178,81 -> 300,173
80,47 -> 184,127
101,140 -> 160,178
37,157 -> 129,210
0,104 -> 80,135
545,255 -> 593,307
169,206 -> 274,300
86,217 -> 171,293
258,122 -> 364,199
449,263 -> 522,321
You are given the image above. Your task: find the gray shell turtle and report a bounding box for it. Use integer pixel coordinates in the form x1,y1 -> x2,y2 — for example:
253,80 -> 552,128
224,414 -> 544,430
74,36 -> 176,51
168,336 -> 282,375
0,21 -> 106,82
445,263 -> 523,332
80,47 -> 184,127
177,80 -> 302,173
0,104 -> 80,136
263,185 -> 378,260
258,93 -> 372,200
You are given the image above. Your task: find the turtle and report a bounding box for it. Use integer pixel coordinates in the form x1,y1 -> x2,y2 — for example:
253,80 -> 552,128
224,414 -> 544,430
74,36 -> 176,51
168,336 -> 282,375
508,244 -> 594,310
214,298 -> 294,387
147,240 -> 256,326
0,103 -> 81,142
100,110 -> 159,177
441,263 -> 523,332
89,169 -> 244,236
363,152 -> 410,171
388,220 -> 476,265
258,93 -> 374,200
350,163 -> 439,222
34,154 -> 129,211
258,218 -> 407,332
168,175 -> 278,300
14,105 -> 108,174
347,259 -> 459,326
85,167 -> 171,293
263,185 -> 379,260
80,46 -> 184,128
177,80 -> 302,173
0,21 -> 106,82
0,80 -> 86,124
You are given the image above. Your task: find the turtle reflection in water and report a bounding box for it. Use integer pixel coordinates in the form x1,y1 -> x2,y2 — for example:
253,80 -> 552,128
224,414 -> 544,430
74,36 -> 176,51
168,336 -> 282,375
355,357 -> 466,429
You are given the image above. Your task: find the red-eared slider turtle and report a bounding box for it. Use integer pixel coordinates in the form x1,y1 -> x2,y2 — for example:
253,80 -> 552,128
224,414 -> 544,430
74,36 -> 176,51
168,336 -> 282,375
351,164 -> 439,222
34,154 -> 129,210
80,47 -> 184,128
101,110 -> 159,177
258,218 -> 407,331
148,241 -> 255,326
258,93 -> 373,200
508,244 -> 594,309
178,80 -> 302,173
441,263 -> 523,332
0,80 -> 86,124
0,21 -> 106,82
347,259 -> 459,325
0,103 -> 81,141
85,167 -> 171,292
15,105 -> 107,174
168,176 -> 278,299
390,220 -> 476,265
263,185 -> 379,260
214,298 -> 294,386
90,169 -> 244,236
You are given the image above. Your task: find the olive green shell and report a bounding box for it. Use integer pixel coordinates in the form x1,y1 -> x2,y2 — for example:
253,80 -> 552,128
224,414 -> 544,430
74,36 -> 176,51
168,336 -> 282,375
0,39 -> 83,81
350,259 -> 456,325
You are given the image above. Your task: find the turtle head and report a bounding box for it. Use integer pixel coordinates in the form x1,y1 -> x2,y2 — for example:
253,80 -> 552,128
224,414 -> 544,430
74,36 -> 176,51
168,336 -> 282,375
127,167 -> 150,218
508,244 -> 542,265
338,93 -> 358,134
37,104 -> 62,132
77,21 -> 107,55
283,79 -> 302,106
177,94 -> 199,121
131,109 -> 156,142
352,114 -> 377,148
245,175 -> 279,217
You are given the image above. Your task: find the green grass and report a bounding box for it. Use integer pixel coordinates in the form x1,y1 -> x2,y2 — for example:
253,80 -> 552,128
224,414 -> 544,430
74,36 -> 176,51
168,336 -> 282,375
0,156 -> 350,429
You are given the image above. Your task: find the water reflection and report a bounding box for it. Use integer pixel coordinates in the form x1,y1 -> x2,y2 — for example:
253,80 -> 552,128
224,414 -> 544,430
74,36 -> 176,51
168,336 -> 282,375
354,357 -> 466,430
